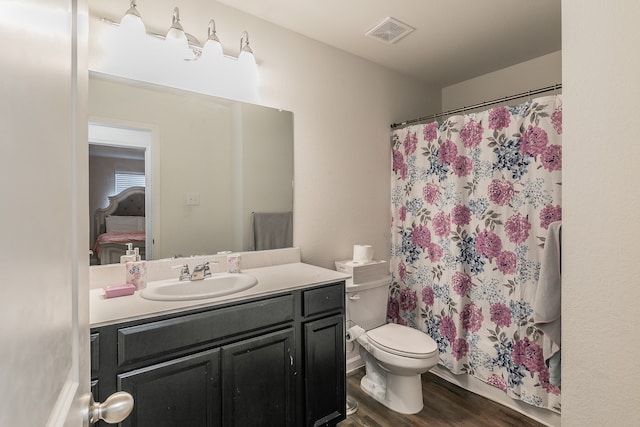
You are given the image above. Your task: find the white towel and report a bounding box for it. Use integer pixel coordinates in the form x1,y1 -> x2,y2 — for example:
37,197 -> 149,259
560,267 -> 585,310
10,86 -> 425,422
533,221 -> 562,386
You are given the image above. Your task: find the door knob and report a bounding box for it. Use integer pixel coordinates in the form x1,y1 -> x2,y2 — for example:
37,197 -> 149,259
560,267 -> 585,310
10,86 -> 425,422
88,392 -> 134,424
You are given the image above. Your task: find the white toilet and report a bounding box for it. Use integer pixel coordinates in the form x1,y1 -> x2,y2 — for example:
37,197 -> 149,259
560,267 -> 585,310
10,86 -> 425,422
346,277 -> 439,414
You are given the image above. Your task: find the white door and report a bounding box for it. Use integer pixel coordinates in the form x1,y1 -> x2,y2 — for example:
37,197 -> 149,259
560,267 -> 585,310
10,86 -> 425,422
0,0 -> 99,425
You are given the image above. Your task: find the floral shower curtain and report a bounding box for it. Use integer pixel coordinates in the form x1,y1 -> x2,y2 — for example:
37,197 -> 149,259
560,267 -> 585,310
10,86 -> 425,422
389,95 -> 562,412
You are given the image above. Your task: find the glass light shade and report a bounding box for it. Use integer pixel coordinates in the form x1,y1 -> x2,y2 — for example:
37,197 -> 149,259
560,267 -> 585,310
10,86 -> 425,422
119,13 -> 146,38
238,50 -> 256,67
201,39 -> 224,61
165,27 -> 188,49
164,7 -> 190,58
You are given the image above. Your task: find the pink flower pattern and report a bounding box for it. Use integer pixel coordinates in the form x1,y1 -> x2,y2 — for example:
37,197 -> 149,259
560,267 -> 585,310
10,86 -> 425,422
399,205 -> 407,222
390,96 -> 562,411
439,315 -> 457,342
451,205 -> 472,226
488,179 -> 515,206
423,122 -> 437,142
488,107 -> 511,130
460,120 -> 484,148
438,140 -> 458,164
520,125 -> 549,156
505,213 -> 531,244
411,224 -> 431,248
496,251 -> 517,275
487,374 -> 507,392
403,132 -> 417,156
475,229 -> 503,259
541,145 -> 562,172
489,303 -> 512,327
422,286 -> 434,306
427,243 -> 443,262
451,338 -> 469,361
540,205 -> 562,229
452,155 -> 473,177
432,211 -> 451,237
423,183 -> 440,204
452,271 -> 473,297
460,303 -> 483,333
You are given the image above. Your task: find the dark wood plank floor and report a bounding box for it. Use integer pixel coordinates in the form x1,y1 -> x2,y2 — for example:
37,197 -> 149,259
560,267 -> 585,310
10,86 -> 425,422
338,368 -> 545,427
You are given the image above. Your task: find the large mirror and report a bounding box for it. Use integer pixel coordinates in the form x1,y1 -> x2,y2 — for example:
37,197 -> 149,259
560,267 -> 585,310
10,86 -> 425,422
88,73 -> 294,264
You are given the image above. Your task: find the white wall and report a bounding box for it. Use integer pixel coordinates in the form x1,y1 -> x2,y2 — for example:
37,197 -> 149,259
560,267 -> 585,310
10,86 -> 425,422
233,9 -> 440,268
562,1 -> 640,425
88,1 -> 440,268
442,50 -> 561,111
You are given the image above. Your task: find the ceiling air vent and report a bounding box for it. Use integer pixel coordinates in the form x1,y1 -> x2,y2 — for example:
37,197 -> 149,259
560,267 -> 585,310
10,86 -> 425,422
365,17 -> 414,44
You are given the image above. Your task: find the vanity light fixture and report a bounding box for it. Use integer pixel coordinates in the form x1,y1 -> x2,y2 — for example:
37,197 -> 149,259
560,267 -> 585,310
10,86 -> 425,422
119,0 -> 146,37
100,2 -> 260,101
103,2 -> 258,64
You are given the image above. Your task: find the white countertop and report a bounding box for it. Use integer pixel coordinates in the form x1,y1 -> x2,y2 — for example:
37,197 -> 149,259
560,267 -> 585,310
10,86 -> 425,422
90,262 -> 351,328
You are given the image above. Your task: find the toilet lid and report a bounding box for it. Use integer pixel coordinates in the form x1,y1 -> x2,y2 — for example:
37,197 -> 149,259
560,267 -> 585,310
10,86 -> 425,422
367,323 -> 438,358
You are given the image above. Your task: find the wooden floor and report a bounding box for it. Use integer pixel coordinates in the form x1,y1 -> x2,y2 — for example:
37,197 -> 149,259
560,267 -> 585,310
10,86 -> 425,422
338,368 -> 545,427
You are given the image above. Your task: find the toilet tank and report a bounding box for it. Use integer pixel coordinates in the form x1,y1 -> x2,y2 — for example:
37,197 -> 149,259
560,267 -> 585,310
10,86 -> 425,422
345,276 -> 391,330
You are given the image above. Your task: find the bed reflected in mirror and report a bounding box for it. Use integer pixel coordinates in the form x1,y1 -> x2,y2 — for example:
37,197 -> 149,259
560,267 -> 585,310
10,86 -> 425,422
91,186 -> 146,265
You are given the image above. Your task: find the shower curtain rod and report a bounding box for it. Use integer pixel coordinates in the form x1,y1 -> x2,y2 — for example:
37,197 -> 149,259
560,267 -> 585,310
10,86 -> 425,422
390,83 -> 562,129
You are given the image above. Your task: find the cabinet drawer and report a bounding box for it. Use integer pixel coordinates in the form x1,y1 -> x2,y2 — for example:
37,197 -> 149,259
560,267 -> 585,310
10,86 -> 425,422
117,294 -> 294,367
303,283 -> 344,317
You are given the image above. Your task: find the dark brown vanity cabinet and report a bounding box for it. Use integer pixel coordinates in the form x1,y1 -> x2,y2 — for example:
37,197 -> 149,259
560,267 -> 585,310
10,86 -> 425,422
91,281 -> 346,427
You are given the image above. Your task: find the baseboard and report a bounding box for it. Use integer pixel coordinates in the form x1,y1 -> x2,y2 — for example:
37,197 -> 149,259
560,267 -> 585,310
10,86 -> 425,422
430,365 -> 561,427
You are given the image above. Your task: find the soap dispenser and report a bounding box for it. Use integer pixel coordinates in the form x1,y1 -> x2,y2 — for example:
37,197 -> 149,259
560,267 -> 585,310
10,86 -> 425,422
120,243 -> 137,263
125,247 -> 147,291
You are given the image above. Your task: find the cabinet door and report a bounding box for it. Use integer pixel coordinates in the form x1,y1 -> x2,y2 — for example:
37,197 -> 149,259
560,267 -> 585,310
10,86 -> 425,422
221,328 -> 295,427
118,349 -> 221,427
304,314 -> 346,427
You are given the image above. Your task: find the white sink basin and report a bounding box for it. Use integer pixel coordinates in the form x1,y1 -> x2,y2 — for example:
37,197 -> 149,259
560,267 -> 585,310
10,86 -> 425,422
140,273 -> 258,301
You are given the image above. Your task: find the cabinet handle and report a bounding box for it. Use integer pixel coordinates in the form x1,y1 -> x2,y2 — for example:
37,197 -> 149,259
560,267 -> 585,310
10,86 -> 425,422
88,392 -> 134,424
290,355 -> 294,366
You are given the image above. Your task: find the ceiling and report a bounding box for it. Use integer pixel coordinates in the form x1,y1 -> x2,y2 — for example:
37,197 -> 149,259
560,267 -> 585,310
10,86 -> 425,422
216,0 -> 561,86
92,0 -> 561,88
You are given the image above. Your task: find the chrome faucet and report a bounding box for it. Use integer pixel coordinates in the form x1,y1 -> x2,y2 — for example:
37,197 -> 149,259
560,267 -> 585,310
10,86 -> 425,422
190,262 -> 212,281
172,264 -> 191,281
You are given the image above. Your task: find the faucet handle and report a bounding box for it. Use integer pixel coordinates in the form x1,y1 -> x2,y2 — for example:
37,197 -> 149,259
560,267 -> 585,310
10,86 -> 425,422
172,264 -> 191,281
194,262 -> 213,278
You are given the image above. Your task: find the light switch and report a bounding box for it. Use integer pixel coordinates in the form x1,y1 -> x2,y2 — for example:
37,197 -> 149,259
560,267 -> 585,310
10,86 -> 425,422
186,192 -> 200,206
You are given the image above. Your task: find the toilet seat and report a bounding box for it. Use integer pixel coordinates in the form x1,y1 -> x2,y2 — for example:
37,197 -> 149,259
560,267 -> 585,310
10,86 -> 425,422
367,323 -> 438,359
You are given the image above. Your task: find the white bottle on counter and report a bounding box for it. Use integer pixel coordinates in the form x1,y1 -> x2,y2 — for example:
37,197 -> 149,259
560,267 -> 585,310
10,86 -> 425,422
125,247 -> 147,290
120,243 -> 137,263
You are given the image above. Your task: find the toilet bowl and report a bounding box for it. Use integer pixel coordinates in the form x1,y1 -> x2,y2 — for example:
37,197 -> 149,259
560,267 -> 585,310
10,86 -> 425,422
345,277 -> 439,415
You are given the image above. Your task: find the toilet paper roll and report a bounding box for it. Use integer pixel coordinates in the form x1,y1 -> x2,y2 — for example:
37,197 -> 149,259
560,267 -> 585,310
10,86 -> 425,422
345,325 -> 366,342
353,244 -> 374,263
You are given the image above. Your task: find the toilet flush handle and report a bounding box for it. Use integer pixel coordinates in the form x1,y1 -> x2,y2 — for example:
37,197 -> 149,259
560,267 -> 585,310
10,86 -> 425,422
349,293 -> 360,301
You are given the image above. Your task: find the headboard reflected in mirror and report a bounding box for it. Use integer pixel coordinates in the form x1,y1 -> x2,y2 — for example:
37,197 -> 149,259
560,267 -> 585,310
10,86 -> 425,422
91,186 -> 146,265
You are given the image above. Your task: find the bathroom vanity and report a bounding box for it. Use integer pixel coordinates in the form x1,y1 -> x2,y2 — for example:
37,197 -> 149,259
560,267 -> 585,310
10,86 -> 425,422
90,260 -> 348,427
